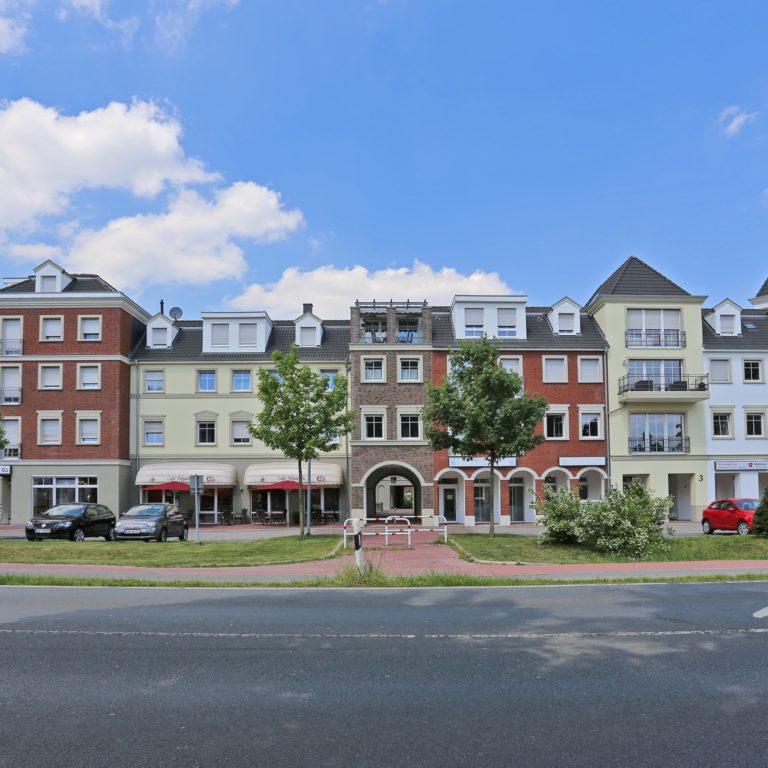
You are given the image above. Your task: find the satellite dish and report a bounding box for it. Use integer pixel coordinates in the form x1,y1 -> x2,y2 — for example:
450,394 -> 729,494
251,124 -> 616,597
169,306 -> 183,320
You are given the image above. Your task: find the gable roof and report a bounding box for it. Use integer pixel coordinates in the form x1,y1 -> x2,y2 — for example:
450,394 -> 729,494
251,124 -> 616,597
0,273 -> 119,294
756,277 -> 768,299
585,257 -> 689,308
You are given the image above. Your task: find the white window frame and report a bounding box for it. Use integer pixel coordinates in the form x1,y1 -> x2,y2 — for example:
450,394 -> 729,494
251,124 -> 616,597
0,365 -> 21,405
238,322 -> 259,346
496,308 -> 517,338
361,356 -> 386,383
361,407 -> 387,440
544,405 -> 570,440
151,326 -> 169,348
1,416 -> 20,456
144,370 -> 165,393
578,405 -> 604,440
321,369 -> 338,390
396,406 -> 423,441
75,411 -> 101,446
742,359 -> 764,384
499,355 -> 523,383
542,355 -> 568,383
39,315 -> 64,342
557,312 -> 575,335
77,363 -> 101,390
397,355 -> 422,383
464,308 -> 485,338
143,418 -> 165,446
38,363 -> 63,390
232,369 -> 252,393
37,411 -> 63,446
710,407 -> 735,440
744,408 -> 767,439
0,316 -> 23,356
577,356 -> 603,383
231,420 -> 252,446
196,419 -> 217,446
299,326 -> 317,347
197,369 -> 217,392
210,322 -> 230,347
720,314 -> 736,335
709,358 -> 732,384
78,315 -> 102,342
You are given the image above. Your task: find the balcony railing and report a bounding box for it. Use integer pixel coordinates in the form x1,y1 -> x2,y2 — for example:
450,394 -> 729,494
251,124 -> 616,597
625,330 -> 686,348
629,437 -> 690,454
2,444 -> 20,459
361,330 -> 423,344
0,338 -> 22,356
1,387 -> 21,404
618,374 -> 708,395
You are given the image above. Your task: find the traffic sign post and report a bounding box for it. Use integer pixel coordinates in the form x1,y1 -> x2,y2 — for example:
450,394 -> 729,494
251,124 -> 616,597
189,474 -> 203,544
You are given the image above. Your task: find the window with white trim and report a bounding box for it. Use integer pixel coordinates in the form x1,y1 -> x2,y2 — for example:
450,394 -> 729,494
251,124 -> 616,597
497,308 -> 516,337
0,366 -> 21,404
2,417 -> 20,456
712,412 -> 733,438
196,420 -> 216,445
38,412 -> 62,445
579,409 -> 603,439
500,356 -> 522,380
211,323 -> 229,346
232,370 -> 252,392
542,356 -> 567,383
400,414 -> 420,439
145,370 -> 164,392
709,359 -> 731,384
76,413 -> 100,445
626,308 -> 681,346
197,370 -> 217,392
78,364 -> 100,390
143,419 -> 164,446
40,275 -> 56,293
745,411 -> 765,438
464,308 -> 484,337
545,406 -> 569,439
151,327 -> 168,347
720,314 -> 736,335
39,364 -> 62,390
40,316 -> 63,341
578,356 -> 602,383
239,322 -> 259,346
231,420 -> 252,445
743,360 -> 763,383
362,358 -> 385,382
398,358 -> 421,382
78,316 -> 102,341
299,326 -> 316,346
364,414 -> 384,439
321,370 -> 338,390
558,312 -> 575,334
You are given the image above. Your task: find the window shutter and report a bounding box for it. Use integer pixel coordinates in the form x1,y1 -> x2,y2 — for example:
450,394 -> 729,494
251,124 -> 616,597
41,419 -> 59,442
152,327 -> 168,346
299,326 -> 316,346
80,366 -> 99,387
497,308 -> 516,327
81,317 -> 100,338
42,318 -> 61,339
79,419 -> 98,443
211,323 -> 229,346
239,323 -> 259,345
710,359 -> 729,381
232,422 -> 250,442
558,313 -> 575,333
42,367 -> 59,387
465,308 -> 484,325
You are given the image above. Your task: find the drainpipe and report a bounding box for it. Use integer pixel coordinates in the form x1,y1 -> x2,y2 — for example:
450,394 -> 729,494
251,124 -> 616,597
604,349 -> 611,494
345,357 -> 352,521
134,360 -> 141,504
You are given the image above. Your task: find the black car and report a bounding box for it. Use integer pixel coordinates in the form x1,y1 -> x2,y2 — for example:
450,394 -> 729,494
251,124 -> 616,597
114,503 -> 188,542
25,503 -> 116,541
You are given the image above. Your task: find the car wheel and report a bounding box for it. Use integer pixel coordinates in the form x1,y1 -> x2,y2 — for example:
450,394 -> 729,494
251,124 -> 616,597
72,528 -> 86,542
156,528 -> 167,543
702,519 -> 713,535
179,526 -> 188,542
737,520 -> 750,535
105,526 -> 115,542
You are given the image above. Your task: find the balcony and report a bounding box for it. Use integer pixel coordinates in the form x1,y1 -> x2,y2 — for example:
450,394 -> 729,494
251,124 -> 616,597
2,444 -> 21,459
1,387 -> 21,405
625,330 -> 686,348
629,437 -> 690,454
360,329 -> 423,344
0,338 -> 22,356
618,374 -> 709,403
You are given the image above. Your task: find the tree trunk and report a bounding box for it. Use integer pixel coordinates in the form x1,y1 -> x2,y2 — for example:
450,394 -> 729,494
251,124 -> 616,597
488,456 -> 496,538
297,460 -> 305,540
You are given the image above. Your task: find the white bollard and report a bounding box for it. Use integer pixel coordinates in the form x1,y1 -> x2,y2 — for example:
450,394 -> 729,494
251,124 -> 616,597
352,518 -> 365,575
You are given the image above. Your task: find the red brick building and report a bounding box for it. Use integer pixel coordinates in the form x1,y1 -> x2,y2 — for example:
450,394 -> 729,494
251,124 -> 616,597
0,260 -> 149,523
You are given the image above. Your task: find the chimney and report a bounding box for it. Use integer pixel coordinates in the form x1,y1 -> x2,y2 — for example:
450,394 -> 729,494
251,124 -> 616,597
160,299 -> 165,316
303,303 -> 313,315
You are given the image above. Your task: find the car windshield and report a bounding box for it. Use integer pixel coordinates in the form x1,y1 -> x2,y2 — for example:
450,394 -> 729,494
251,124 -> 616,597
41,504 -> 86,518
736,499 -> 759,510
123,505 -> 166,517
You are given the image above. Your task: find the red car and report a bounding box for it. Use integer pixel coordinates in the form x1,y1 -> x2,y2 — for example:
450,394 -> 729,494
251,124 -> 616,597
701,498 -> 759,535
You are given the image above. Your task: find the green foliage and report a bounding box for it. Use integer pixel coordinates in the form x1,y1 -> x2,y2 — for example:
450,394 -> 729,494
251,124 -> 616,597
751,486 -> 768,538
0,413 -> 7,451
534,480 -> 673,559
249,345 -> 354,537
423,336 -> 548,536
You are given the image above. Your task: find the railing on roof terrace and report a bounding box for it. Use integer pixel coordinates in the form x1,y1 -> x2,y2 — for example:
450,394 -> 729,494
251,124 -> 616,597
625,330 -> 686,348
360,330 -> 423,344
1,387 -> 21,404
0,338 -> 22,356
618,374 -> 708,395
628,437 -> 690,454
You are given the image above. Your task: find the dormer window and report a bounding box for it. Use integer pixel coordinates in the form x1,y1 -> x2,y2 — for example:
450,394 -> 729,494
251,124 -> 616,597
497,308 -> 516,338
558,313 -> 575,334
464,308 -> 484,337
151,327 -> 168,347
720,314 -> 736,335
239,323 -> 259,346
211,323 -> 229,346
300,326 -> 317,346
40,275 -> 56,293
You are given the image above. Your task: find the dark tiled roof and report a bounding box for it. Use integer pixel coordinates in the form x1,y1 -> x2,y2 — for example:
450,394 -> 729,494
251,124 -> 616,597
755,277 -> 768,299
585,257 -> 689,307
0,274 -> 119,294
702,310 -> 768,350
132,321 -> 350,362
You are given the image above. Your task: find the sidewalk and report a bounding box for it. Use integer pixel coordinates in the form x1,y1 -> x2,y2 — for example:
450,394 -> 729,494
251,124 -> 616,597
2,528 -> 768,583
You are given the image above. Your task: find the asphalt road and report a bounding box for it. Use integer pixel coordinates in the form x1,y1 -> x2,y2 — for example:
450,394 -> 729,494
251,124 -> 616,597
2,583 -> 768,768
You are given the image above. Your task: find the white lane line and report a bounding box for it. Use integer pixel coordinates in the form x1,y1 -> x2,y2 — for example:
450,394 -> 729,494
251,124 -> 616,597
753,606 -> 768,619
1,628 -> 768,640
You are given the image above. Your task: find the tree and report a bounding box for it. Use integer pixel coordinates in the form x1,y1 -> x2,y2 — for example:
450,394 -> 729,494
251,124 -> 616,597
249,345 -> 354,539
752,486 -> 768,538
0,413 -> 6,453
423,336 -> 548,536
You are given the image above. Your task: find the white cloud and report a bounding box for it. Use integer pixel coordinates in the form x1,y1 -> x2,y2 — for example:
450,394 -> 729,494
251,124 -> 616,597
0,98 -> 217,229
58,0 -> 140,46
153,0 -> 239,52
65,182 -> 304,289
0,1 -> 30,54
229,261 -> 513,317
718,105 -> 758,138
6,242 -> 63,262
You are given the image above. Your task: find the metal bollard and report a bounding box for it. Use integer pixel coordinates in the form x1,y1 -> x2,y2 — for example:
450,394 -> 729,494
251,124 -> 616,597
352,518 -> 365,575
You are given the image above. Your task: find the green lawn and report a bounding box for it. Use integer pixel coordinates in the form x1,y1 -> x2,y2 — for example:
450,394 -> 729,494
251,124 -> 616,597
450,533 -> 768,564
0,535 -> 341,568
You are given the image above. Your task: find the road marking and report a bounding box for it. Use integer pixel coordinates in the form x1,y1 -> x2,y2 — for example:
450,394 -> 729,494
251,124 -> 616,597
1,628 -> 767,640
753,606 -> 768,619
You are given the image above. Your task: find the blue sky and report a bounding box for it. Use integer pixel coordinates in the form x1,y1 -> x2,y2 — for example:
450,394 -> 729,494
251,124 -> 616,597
2,1 -> 768,319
